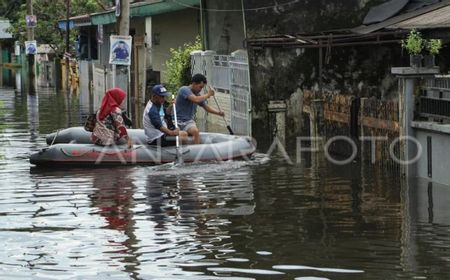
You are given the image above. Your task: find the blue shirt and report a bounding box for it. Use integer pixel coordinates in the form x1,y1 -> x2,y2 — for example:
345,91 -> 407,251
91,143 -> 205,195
148,104 -> 166,129
143,101 -> 169,142
114,46 -> 129,60
175,86 -> 206,122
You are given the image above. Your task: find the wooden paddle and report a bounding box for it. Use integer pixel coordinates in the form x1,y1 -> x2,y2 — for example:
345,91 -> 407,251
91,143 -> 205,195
172,95 -> 183,164
209,85 -> 234,135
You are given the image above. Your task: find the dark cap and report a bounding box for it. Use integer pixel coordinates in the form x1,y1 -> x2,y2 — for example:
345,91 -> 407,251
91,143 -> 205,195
152,85 -> 170,97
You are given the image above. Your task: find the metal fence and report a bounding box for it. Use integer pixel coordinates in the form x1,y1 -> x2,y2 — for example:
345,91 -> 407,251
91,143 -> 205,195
419,76 -> 450,121
191,50 -> 252,136
92,63 -> 113,109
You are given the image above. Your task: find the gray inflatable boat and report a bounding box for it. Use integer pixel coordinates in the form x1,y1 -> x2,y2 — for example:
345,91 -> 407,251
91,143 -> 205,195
30,127 -> 256,166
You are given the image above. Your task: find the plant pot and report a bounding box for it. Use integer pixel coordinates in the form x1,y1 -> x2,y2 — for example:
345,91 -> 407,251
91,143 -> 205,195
410,54 -> 423,68
423,54 -> 436,68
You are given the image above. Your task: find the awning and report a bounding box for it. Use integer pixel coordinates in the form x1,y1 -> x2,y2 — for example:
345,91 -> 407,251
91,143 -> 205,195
58,15 -> 92,30
91,0 -> 200,26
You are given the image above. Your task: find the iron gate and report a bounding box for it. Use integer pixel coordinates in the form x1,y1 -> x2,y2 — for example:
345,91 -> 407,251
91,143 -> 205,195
229,50 -> 251,136
190,50 -> 252,136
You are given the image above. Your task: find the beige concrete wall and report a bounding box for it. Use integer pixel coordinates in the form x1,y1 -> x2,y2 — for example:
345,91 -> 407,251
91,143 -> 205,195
205,0 -> 246,54
195,91 -> 231,134
151,9 -> 200,83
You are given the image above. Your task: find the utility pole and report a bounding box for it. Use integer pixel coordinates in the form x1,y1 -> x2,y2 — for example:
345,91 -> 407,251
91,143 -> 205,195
116,0 -> 132,119
65,0 -> 71,94
118,0 -> 130,36
26,0 -> 36,95
65,0 -> 72,126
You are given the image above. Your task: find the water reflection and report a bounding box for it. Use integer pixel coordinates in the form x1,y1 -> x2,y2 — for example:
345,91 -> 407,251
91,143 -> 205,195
27,94 -> 39,142
15,70 -> 22,93
406,178 -> 450,277
91,172 -> 136,231
90,170 -> 140,279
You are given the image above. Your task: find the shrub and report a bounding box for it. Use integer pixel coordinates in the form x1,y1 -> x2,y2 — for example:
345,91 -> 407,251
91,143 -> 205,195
165,36 -> 202,95
401,29 -> 424,55
427,39 -> 442,55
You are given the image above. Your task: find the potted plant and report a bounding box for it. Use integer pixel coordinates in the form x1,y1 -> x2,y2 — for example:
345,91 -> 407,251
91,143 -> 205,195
402,29 -> 424,68
424,39 -> 442,68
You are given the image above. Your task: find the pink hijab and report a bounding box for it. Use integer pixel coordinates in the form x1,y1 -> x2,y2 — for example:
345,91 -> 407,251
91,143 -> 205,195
97,88 -> 127,121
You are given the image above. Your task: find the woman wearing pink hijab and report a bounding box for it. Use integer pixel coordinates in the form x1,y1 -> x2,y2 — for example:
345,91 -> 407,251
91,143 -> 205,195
91,88 -> 133,148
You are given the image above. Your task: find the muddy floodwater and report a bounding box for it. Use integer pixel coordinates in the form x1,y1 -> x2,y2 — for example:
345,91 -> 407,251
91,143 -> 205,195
1,88 -> 450,279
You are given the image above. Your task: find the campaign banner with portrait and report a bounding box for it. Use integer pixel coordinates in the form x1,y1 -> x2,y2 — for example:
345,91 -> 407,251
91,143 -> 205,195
109,35 -> 132,66
26,15 -> 37,28
25,41 -> 37,55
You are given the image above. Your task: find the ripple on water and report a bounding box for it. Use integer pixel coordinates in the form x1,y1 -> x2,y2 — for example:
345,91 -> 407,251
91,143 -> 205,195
295,277 -> 330,280
207,267 -> 285,275
273,265 -> 364,273
256,251 -> 272,256
226,258 -> 250,263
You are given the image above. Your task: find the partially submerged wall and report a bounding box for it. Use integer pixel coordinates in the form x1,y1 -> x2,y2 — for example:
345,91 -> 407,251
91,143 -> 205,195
243,0 -> 404,145
303,90 -> 400,168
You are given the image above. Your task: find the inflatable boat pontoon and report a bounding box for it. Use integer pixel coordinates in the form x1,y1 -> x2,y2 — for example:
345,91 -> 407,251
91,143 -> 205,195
30,127 -> 256,166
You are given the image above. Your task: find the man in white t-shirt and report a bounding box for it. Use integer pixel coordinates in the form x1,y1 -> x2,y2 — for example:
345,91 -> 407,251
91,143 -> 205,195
143,85 -> 188,146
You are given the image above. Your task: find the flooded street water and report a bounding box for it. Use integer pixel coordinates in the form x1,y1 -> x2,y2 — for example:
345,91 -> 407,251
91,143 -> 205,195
1,87 -> 450,279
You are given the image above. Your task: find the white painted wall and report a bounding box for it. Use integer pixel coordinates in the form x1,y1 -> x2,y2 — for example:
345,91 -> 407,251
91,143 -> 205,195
145,17 -> 152,69
415,128 -> 450,186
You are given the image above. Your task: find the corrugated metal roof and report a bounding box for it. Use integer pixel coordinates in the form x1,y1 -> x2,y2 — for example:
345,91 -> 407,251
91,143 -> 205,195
404,0 -> 440,12
353,0 -> 450,34
388,4 -> 450,29
0,20 -> 13,39
363,0 -> 409,25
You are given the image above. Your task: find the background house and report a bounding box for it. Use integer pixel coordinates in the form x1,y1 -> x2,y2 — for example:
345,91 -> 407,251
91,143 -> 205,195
0,20 -> 14,87
60,0 -> 201,126
62,0 -> 250,132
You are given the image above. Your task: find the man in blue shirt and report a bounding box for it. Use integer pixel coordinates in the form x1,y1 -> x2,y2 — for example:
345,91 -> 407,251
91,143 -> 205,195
143,85 -> 187,146
113,41 -> 129,60
175,74 -> 224,144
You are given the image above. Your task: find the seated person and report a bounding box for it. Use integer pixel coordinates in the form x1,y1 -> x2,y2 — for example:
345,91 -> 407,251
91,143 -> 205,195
121,111 -> 133,128
91,88 -> 132,148
143,85 -> 188,146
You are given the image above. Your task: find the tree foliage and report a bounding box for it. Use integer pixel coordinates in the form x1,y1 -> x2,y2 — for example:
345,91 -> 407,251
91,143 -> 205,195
0,0 -> 25,21
7,0 -> 106,57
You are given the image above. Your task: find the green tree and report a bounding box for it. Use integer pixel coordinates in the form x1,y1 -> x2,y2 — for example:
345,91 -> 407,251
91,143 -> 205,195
165,36 -> 203,94
0,0 -> 25,20
8,0 -> 106,57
